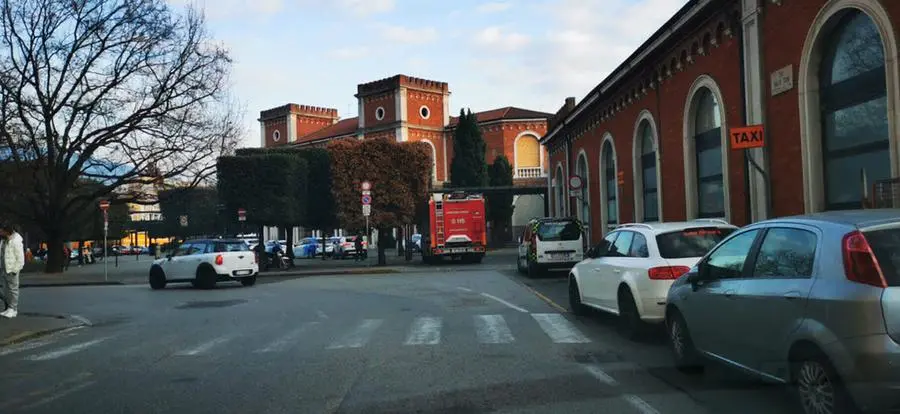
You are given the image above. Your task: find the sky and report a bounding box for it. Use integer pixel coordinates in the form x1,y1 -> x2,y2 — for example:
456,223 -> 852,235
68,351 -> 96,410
166,0 -> 689,148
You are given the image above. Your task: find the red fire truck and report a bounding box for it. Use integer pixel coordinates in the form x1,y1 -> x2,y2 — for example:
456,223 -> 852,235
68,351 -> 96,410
421,192 -> 487,264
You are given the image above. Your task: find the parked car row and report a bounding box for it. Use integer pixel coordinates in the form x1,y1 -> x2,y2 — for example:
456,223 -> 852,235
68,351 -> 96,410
519,210 -> 900,413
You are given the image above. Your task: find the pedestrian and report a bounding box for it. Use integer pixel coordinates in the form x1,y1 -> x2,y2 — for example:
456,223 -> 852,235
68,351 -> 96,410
0,222 -> 25,318
63,245 -> 71,271
354,233 -> 364,262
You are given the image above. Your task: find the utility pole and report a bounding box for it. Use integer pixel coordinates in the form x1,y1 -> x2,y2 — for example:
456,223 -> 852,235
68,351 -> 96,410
99,200 -> 110,282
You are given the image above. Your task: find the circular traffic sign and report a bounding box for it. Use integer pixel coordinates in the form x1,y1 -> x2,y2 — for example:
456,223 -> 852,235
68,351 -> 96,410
361,181 -> 372,191
361,195 -> 372,205
568,175 -> 583,190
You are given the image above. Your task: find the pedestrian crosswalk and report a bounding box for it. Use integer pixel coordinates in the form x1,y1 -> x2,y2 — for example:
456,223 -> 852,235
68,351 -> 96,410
1,313 -> 591,363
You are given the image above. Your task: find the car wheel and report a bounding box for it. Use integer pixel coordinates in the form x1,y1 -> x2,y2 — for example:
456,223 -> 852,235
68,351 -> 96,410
794,353 -> 857,414
568,276 -> 588,316
240,276 -> 257,287
149,267 -> 166,290
196,266 -> 216,289
668,311 -> 703,373
617,289 -> 645,340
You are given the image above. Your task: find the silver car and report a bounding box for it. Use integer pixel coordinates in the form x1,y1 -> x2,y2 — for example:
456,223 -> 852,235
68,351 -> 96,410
665,210 -> 900,414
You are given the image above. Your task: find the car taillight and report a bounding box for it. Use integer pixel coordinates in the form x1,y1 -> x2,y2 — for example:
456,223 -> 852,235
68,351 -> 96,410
842,231 -> 887,288
215,254 -> 224,265
648,266 -> 691,280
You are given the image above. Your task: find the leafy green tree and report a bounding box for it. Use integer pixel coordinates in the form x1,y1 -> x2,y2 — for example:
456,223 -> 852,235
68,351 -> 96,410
158,187 -> 220,239
329,139 -> 431,265
449,109 -> 487,187
486,155 -> 515,245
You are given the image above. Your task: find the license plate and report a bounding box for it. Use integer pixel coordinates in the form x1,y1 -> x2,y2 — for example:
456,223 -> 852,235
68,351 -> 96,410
235,270 -> 252,276
449,248 -> 468,253
550,253 -> 569,260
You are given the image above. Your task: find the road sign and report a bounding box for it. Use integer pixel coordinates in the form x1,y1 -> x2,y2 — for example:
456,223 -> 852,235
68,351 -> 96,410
237,208 -> 247,222
362,204 -> 371,216
179,215 -> 188,227
98,200 -> 110,211
361,181 -> 372,191
361,194 -> 372,205
361,190 -> 371,196
568,175 -> 583,190
730,124 -> 765,150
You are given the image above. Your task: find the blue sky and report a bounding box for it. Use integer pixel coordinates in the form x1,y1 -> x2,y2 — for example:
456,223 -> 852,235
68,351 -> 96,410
168,0 -> 688,148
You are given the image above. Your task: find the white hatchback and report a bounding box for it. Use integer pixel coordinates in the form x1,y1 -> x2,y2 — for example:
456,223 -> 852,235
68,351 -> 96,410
568,220 -> 737,339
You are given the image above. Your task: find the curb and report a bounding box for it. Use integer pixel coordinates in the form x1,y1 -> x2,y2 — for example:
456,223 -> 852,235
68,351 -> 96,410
259,268 -> 401,278
0,313 -> 91,347
21,281 -> 124,288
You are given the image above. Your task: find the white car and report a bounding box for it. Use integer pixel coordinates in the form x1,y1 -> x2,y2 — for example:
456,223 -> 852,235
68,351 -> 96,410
517,217 -> 584,277
568,220 -> 737,339
149,238 -> 259,289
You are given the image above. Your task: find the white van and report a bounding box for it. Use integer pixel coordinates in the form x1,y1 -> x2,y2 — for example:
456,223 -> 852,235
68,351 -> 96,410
516,217 -> 584,277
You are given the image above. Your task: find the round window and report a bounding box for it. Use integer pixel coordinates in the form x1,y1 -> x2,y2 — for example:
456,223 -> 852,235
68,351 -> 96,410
375,106 -> 385,120
272,130 -> 281,142
419,105 -> 430,119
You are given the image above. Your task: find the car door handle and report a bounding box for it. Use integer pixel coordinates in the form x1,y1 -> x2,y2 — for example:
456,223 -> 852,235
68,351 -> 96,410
784,291 -> 802,300
724,289 -> 736,298
592,268 -> 602,273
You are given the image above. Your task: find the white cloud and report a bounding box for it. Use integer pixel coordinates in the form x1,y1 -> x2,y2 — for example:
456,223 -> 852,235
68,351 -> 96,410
327,46 -> 370,60
476,2 -> 513,14
474,27 -> 531,52
166,0 -> 284,20
337,0 -> 396,16
376,24 -> 438,44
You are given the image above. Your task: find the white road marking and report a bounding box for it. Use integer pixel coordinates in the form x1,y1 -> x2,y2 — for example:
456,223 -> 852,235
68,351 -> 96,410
20,379 -> 96,410
404,317 -> 442,345
255,322 -> 319,353
479,292 -> 529,313
0,329 -> 81,357
531,313 -> 591,343
327,319 -> 383,349
474,314 -> 515,344
25,337 -> 110,361
583,364 -> 619,386
456,286 -> 473,292
623,394 -> 661,414
176,335 -> 236,356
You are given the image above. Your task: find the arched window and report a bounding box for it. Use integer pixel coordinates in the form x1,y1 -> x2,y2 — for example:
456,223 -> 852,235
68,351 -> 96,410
637,121 -> 659,222
514,133 -> 542,178
820,10 -> 889,210
575,152 -> 590,230
601,140 -> 618,230
555,165 -> 565,217
693,88 -> 725,218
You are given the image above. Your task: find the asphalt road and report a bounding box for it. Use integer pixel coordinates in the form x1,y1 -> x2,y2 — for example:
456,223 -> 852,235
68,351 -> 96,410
2,252 -> 799,413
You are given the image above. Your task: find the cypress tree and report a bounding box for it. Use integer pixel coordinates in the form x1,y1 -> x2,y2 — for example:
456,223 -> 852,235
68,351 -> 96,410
449,109 -> 487,187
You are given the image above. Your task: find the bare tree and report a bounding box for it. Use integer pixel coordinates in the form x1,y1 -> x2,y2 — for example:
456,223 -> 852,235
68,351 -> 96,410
0,0 -> 242,272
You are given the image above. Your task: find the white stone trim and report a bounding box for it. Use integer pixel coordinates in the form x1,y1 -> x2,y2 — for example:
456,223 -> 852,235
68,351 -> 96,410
419,105 -> 431,120
682,75 -> 731,221
565,140 -> 571,216
631,110 -> 663,222
599,133 -> 619,234
259,122 -> 265,147
555,162 -> 565,217
443,93 -> 451,126
742,0 -> 771,221
419,139 -> 438,182
798,0 -> 899,213
512,131 -> 544,174
575,148 -> 590,229
287,113 -> 297,142
398,88 -> 407,122
358,99 -> 366,129
272,129 -> 281,142
442,134 -> 449,181
375,106 -> 385,121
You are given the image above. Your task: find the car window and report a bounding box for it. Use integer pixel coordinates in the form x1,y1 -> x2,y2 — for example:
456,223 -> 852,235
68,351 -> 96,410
174,243 -> 193,257
656,227 -> 736,259
536,221 -> 582,241
213,242 -> 250,253
608,231 -> 634,258
860,228 -> 900,286
704,229 -> 760,279
751,228 -> 817,278
189,243 -> 208,255
629,233 -> 649,258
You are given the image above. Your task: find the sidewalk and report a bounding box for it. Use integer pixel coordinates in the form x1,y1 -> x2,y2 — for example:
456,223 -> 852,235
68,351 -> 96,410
0,313 -> 87,347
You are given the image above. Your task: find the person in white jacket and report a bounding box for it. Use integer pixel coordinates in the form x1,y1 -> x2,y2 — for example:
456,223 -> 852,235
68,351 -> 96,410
0,222 -> 24,318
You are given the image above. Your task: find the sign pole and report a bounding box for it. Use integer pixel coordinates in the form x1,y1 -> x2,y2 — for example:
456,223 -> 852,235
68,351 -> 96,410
99,200 -> 110,282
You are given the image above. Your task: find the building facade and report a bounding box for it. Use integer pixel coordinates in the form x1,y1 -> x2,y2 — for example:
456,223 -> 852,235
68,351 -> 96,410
258,74 -> 553,240
542,0 -> 900,245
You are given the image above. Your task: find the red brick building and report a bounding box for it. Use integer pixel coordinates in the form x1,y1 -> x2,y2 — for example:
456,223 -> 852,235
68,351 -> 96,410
542,0 -> 900,246
258,75 -> 553,239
